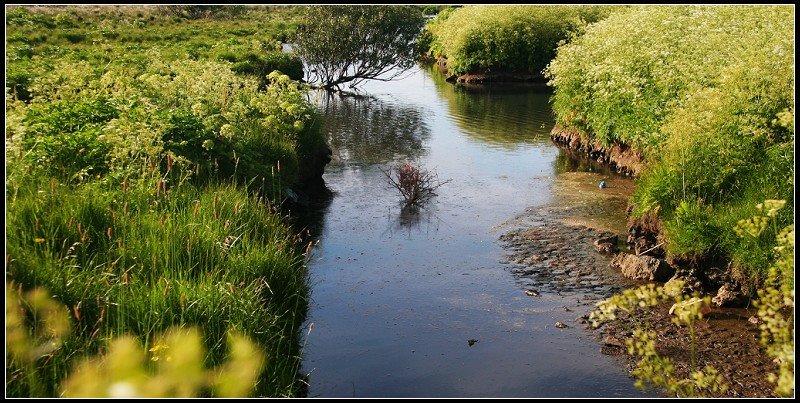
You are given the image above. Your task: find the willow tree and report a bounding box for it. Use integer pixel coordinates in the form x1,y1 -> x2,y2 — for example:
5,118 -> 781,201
293,5 -> 425,91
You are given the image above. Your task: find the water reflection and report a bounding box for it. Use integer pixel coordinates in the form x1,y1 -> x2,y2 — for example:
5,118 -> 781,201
299,65 -> 651,398
311,91 -> 431,164
424,65 -> 555,150
555,148 -> 619,175
380,203 -> 446,239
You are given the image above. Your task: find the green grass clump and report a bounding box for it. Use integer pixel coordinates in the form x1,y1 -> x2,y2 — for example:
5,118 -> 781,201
423,5 -> 620,77
546,5 -> 794,286
6,178 -> 308,397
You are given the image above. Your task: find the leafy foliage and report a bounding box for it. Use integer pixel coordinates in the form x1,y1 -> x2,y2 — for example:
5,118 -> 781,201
736,202 -> 794,397
7,286 -> 267,398
423,5 -> 620,76
546,5 -> 794,285
293,5 -> 425,90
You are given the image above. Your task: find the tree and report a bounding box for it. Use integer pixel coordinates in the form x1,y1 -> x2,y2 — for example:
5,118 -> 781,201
293,6 -> 425,91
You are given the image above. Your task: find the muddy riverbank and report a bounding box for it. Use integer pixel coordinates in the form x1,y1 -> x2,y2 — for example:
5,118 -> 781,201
501,152 -> 779,398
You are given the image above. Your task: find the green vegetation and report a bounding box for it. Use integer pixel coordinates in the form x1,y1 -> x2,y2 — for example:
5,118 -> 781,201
422,5 -> 620,77
5,5 -> 305,88
7,286 -> 267,397
737,204 -> 794,397
591,281 -> 728,397
545,6 -> 794,289
6,5 -> 322,397
293,5 -> 425,91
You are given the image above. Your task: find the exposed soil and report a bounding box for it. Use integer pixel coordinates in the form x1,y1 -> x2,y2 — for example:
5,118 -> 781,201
551,125 -> 645,177
434,55 -> 546,85
597,302 -> 779,398
499,170 -> 779,398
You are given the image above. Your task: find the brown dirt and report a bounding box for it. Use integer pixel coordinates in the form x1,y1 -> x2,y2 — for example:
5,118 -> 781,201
551,125 -> 645,177
434,56 -> 546,84
596,302 -> 779,398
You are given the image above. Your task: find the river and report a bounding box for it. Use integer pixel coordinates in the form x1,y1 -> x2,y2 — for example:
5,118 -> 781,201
296,65 -> 657,398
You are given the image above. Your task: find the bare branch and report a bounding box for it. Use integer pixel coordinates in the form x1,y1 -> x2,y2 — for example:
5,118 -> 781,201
381,161 -> 451,207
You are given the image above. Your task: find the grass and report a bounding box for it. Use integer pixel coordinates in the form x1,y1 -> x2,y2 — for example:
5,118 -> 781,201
6,5 -> 321,397
6,176 -> 309,396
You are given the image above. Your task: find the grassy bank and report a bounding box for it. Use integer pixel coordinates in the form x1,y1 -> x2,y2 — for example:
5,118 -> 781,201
6,5 -> 322,397
545,6 -> 794,289
420,5 -> 620,78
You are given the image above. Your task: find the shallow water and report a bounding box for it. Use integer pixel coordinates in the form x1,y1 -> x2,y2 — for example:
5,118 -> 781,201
297,65 -> 656,397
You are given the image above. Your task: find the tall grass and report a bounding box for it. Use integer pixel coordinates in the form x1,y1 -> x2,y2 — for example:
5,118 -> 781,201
6,5 -> 322,397
545,5 -> 794,287
6,175 -> 308,396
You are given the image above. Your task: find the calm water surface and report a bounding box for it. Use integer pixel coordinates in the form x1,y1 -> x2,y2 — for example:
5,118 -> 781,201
298,66 -> 656,398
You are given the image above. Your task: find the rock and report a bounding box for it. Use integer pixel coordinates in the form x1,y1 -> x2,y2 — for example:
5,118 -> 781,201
467,339 -> 478,347
712,283 -> 747,307
603,335 -> 626,348
633,237 -> 652,256
702,266 -> 733,290
594,233 -> 619,255
525,289 -> 540,297
610,253 -> 675,282
555,322 -> 569,329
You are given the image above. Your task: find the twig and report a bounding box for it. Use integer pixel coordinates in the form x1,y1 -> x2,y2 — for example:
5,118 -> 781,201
637,241 -> 665,256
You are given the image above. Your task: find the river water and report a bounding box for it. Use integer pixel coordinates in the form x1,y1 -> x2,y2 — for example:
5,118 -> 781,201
297,65 -> 655,397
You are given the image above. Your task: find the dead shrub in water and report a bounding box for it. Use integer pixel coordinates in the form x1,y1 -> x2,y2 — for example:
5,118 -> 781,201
382,161 -> 449,207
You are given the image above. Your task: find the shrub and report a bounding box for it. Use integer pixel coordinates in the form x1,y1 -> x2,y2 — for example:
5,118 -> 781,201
21,97 -> 118,180
231,52 -> 304,82
424,5 -> 620,76
591,281 -> 728,397
547,5 -> 794,285
293,5 -> 425,90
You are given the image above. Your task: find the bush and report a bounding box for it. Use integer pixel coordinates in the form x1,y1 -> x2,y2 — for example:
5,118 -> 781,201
546,6 -> 793,153
424,5 -> 620,76
6,62 -> 34,101
231,52 -> 304,82
382,161 -> 449,207
547,6 -> 794,285
293,5 -> 425,90
21,97 -> 118,180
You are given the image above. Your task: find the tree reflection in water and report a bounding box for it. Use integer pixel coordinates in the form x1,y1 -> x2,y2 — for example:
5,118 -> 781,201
311,91 -> 431,164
